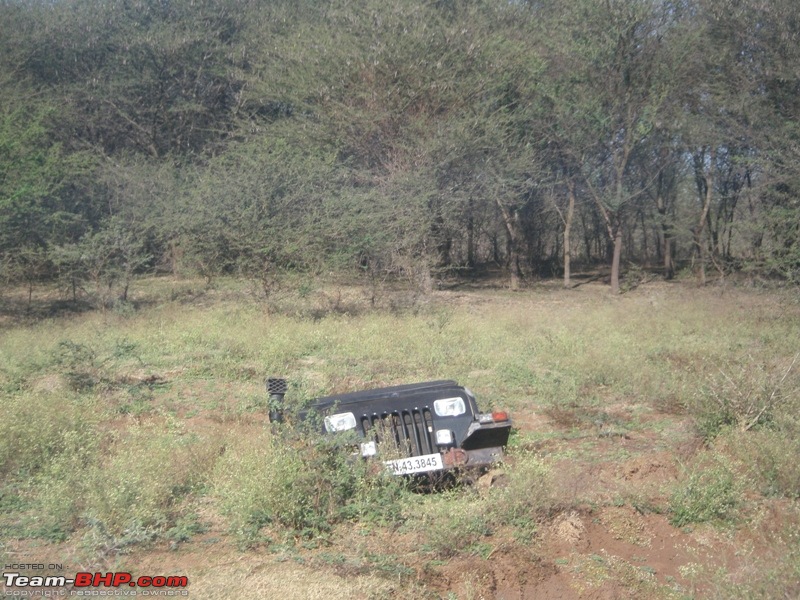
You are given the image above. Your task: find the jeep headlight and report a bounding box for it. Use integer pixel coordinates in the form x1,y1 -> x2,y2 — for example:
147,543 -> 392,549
324,412 -> 357,432
433,397 -> 466,417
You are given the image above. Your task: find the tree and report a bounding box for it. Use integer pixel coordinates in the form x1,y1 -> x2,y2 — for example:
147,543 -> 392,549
0,89 -> 94,298
16,0 -> 253,159
537,0 -> 687,292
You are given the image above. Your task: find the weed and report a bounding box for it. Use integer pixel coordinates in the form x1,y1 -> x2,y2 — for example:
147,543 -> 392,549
28,424 -> 218,544
0,391 -> 99,477
165,513 -> 208,544
716,425 -> 800,499
51,341 -> 99,391
669,458 -> 740,527
82,518 -> 159,557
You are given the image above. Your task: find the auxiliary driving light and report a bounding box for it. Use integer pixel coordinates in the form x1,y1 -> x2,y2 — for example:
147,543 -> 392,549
360,441 -> 377,457
436,429 -> 454,445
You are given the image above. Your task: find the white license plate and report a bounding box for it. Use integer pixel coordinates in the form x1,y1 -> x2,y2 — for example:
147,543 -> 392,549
384,453 -> 444,475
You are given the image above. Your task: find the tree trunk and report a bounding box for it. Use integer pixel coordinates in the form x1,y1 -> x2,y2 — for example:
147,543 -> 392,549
656,181 -> 675,280
466,197 -> 475,269
509,239 -> 521,291
564,181 -> 576,288
694,148 -> 715,286
663,235 -> 674,280
496,199 -> 522,291
610,226 -> 623,294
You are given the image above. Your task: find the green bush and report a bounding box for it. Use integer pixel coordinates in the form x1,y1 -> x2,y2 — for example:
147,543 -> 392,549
669,460 -> 740,527
86,425 -> 214,531
213,429 -> 406,543
21,430 -> 100,541
717,425 -> 800,499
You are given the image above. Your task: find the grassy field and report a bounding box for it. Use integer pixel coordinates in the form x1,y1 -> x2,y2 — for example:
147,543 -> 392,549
1,276 -> 799,598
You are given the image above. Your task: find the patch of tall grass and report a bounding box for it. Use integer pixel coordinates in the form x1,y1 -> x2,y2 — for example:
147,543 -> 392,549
0,391 -> 99,477
28,423 -> 220,544
406,450 -> 555,557
213,428 -> 408,544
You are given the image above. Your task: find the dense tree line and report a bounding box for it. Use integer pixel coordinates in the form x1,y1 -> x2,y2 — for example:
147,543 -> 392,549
1,0 -> 799,301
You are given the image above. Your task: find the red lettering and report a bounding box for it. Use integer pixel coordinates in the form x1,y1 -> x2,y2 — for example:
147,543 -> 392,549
112,573 -> 132,586
74,573 -> 93,587
166,576 -> 188,588
93,572 -> 114,586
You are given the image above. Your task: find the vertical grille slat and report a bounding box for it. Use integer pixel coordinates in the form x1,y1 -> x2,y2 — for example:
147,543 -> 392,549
402,411 -> 418,455
422,408 -> 435,451
414,411 -> 431,454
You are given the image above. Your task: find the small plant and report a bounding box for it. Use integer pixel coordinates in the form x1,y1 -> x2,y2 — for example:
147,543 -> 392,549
669,460 -> 740,527
297,279 -> 315,299
717,425 -> 800,499
165,513 -> 208,544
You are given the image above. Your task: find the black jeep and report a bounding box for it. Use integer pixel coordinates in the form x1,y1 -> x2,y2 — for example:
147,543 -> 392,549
267,378 -> 512,475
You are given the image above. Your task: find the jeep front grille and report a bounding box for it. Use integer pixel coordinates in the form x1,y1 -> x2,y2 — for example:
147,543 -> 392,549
360,409 -> 436,457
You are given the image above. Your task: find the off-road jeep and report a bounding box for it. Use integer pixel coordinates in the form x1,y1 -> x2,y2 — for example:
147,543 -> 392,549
267,378 -> 512,475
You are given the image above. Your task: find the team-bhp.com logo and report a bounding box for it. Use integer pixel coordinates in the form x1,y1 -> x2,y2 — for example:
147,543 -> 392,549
3,572 -> 188,596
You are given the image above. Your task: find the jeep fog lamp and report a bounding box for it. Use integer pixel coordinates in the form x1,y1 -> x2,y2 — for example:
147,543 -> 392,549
435,429 -> 454,445
360,441 -> 377,457
433,397 -> 466,417
324,412 -> 357,432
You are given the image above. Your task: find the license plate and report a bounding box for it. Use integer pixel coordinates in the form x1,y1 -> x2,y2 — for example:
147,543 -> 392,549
384,453 -> 444,475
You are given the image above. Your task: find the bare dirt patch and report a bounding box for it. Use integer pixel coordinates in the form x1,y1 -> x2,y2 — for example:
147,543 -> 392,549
616,453 -> 677,484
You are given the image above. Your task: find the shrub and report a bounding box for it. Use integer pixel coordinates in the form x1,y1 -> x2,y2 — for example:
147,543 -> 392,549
213,429 -> 406,543
0,391 -> 99,477
717,425 -> 800,499
687,354 -> 799,440
669,459 -> 740,527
